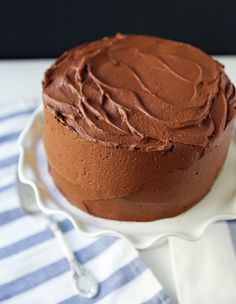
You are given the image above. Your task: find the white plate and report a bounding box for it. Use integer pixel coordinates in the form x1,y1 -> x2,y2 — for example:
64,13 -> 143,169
18,106 -> 236,249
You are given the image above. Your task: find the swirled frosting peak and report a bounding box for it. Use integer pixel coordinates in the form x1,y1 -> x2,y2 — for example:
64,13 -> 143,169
43,34 -> 236,151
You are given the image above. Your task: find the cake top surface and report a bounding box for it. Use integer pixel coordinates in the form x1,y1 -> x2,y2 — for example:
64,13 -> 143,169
43,34 -> 236,151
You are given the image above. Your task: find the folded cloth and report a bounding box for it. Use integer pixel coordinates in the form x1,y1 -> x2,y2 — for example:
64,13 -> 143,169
0,102 -> 172,304
169,221 -> 236,304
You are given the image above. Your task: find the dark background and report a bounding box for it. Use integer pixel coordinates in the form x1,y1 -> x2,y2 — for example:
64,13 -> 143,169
1,0 -> 236,58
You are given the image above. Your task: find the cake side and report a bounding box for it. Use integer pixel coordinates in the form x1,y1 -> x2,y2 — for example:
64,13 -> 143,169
44,109 -> 234,221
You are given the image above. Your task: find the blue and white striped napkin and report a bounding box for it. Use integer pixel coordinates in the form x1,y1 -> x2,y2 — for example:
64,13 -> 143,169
0,102 -> 172,304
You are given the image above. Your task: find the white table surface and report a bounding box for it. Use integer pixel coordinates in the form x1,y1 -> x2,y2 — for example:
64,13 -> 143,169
1,57 -> 236,303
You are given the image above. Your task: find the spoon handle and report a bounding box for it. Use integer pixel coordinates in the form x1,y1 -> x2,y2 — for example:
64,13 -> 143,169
48,217 -> 83,272
48,216 -> 99,298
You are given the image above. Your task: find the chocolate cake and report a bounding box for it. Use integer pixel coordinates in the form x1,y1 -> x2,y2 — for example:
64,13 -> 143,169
43,34 -> 236,221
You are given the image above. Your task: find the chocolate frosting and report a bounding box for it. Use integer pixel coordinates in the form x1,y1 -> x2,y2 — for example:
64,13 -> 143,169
43,34 -> 236,151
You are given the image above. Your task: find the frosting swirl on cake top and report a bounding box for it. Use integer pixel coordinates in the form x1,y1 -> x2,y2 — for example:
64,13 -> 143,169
43,34 -> 236,151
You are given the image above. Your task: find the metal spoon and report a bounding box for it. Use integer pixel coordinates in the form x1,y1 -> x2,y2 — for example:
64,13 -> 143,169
16,173 -> 99,299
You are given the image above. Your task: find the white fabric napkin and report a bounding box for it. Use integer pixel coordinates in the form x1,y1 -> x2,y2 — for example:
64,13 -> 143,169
169,221 -> 236,303
0,101 -> 172,303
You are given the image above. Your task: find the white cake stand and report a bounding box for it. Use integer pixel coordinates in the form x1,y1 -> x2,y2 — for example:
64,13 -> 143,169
18,106 -> 236,249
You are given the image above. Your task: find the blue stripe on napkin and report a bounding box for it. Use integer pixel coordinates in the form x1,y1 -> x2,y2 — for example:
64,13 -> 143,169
0,219 -> 73,259
58,219 -> 74,232
0,107 -> 35,122
0,131 -> 21,144
0,207 -> 23,225
144,290 -> 172,304
0,154 -> 19,168
0,259 -> 70,301
73,236 -> 118,264
228,220 -> 236,251
0,205 -> 74,229
0,182 -> 15,192
0,229 -> 53,259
